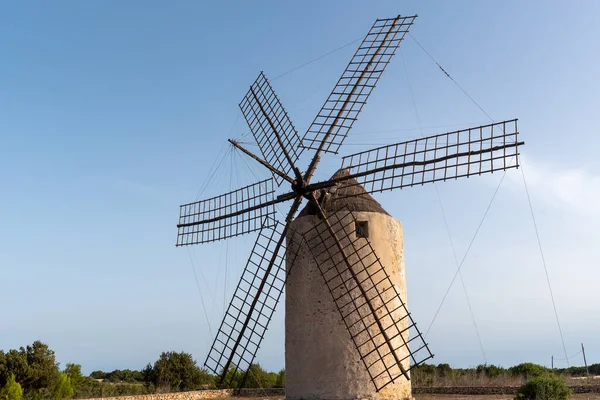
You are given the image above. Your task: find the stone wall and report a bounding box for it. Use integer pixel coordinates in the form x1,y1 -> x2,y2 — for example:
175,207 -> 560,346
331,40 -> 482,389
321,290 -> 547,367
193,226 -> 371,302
83,388 -> 284,400
413,385 -> 600,395
82,385 -> 600,400
413,386 -> 520,395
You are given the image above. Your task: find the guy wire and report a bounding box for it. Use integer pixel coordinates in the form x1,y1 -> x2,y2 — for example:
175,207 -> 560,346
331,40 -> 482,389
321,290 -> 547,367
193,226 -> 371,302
410,33 -> 569,365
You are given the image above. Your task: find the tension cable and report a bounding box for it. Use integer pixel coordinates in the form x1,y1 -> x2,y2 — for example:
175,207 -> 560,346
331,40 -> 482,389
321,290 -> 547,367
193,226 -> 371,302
410,32 -> 570,365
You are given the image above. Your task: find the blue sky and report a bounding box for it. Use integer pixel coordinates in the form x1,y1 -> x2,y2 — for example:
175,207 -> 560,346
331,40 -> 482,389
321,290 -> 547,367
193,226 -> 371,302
1,1 -> 599,374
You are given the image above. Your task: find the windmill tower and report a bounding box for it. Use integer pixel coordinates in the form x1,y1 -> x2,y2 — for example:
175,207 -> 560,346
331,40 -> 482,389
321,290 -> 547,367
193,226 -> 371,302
286,170 -> 413,400
176,14 -> 524,399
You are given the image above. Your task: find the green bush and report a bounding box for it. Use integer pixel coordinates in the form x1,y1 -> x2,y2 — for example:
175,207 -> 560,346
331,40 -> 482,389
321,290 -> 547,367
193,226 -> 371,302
477,364 -> 506,378
0,374 -> 23,400
70,378 -> 101,399
436,363 -> 452,378
218,366 -> 242,389
510,363 -> 549,379
146,351 -> 213,391
515,376 -> 571,400
243,364 -> 275,388
411,363 -> 436,386
22,388 -> 51,400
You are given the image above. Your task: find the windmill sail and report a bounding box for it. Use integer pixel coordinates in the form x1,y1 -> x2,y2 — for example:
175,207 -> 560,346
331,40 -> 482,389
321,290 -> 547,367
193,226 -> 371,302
302,15 -> 416,155
204,220 -> 304,388
177,12 -> 525,395
240,72 -> 302,185
177,179 -> 277,245
339,120 -> 522,195
302,206 -> 432,391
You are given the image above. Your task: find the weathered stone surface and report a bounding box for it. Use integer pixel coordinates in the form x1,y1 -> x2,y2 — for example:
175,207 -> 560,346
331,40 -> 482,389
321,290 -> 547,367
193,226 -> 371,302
285,211 -> 411,400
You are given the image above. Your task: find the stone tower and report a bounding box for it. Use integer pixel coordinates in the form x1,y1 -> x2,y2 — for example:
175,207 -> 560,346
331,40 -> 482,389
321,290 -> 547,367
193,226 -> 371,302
285,169 -> 411,400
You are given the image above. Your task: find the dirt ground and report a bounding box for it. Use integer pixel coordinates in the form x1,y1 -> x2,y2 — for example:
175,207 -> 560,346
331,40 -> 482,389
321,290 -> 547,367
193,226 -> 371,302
230,395 -> 600,400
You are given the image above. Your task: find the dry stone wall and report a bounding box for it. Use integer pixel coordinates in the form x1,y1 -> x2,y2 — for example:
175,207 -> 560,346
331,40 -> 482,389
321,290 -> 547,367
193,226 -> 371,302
83,388 -> 284,400
413,385 -> 600,395
82,385 -> 600,400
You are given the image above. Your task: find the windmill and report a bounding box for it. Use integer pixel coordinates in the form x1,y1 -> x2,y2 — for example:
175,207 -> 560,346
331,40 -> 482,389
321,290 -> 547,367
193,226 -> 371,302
176,14 -> 524,397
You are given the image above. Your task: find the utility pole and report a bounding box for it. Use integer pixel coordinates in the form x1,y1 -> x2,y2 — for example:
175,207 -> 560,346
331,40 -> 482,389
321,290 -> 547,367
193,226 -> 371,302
582,343 -> 589,377
552,355 -> 554,370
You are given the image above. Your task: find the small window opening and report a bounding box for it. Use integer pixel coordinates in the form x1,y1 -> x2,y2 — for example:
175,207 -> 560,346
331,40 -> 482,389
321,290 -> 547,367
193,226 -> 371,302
355,221 -> 369,239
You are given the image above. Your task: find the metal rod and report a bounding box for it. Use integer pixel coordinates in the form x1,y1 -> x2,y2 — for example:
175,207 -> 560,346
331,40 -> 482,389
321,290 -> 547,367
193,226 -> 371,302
303,15 -> 404,184
228,139 -> 295,185
218,195 -> 304,387
249,86 -> 299,175
582,343 -> 589,377
306,192 -> 410,381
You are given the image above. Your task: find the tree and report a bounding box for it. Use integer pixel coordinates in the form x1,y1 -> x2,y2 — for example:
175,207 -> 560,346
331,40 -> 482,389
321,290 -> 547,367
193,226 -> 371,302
219,365 -> 242,389
0,374 -> 23,400
100,369 -> 144,383
141,364 -> 155,386
52,374 -> 73,400
63,364 -> 84,397
1,351 -> 28,388
87,371 -> 105,380
244,364 -> 274,388
274,369 -> 285,388
0,352 -> 6,388
149,351 -> 208,392
22,342 -> 59,393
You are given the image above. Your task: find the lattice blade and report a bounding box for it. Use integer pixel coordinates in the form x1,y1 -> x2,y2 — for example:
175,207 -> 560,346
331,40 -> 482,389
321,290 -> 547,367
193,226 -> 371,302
177,179 -> 276,245
341,119 -> 522,195
303,207 -> 432,391
240,72 -> 302,185
204,221 -> 305,388
302,15 -> 416,155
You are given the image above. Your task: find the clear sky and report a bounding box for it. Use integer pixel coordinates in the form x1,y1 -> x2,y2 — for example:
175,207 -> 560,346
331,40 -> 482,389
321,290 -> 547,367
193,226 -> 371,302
1,1 -> 599,374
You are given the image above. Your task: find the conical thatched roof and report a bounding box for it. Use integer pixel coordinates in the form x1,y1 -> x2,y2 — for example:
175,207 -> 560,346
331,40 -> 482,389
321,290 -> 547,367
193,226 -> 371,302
297,168 -> 389,218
